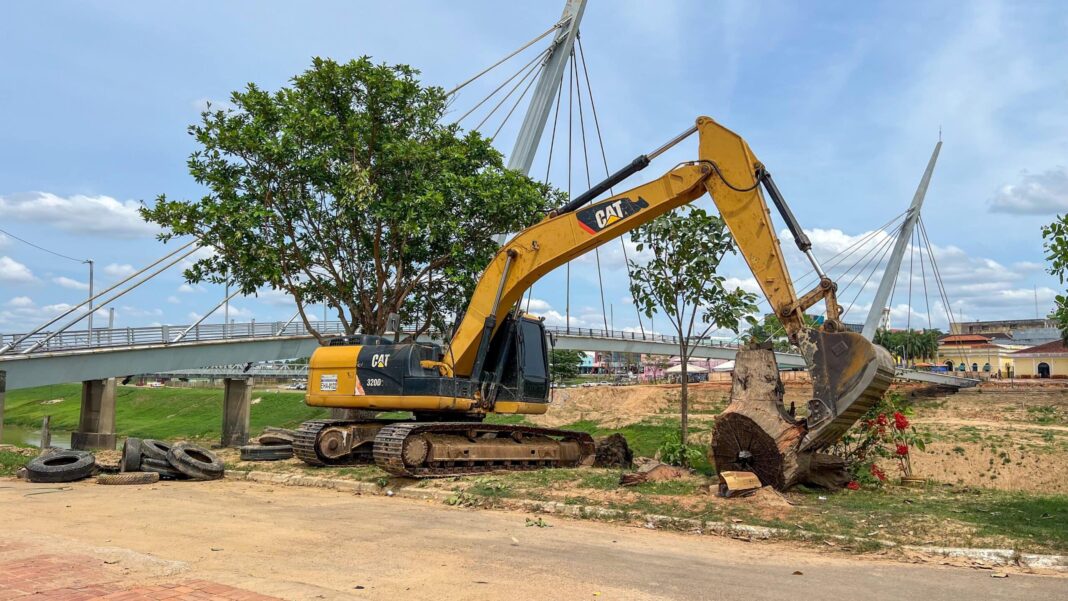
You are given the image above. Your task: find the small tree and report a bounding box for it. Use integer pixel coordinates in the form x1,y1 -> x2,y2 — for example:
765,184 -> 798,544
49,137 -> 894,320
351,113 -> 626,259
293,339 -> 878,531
549,349 -> 584,384
1042,216 -> 1068,342
627,207 -> 757,458
141,57 -> 561,342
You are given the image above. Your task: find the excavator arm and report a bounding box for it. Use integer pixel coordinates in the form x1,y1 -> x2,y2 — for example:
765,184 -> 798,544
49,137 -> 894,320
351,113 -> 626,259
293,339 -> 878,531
447,116 -> 893,447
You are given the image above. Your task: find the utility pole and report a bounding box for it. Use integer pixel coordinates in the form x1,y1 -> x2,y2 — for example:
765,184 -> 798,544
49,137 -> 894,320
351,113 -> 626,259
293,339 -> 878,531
84,259 -> 94,343
224,282 -> 230,337
507,0 -> 587,176
862,141 -> 942,340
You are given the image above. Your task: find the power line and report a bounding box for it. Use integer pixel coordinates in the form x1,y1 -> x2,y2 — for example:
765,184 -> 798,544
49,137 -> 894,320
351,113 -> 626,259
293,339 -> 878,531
0,226 -> 85,263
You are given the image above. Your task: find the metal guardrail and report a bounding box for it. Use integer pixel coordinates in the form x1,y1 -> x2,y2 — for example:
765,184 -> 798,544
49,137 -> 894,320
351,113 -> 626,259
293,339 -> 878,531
0,320 -> 741,357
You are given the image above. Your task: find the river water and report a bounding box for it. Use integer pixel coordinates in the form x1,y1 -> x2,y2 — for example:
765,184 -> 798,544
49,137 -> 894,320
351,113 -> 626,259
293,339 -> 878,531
0,424 -> 72,449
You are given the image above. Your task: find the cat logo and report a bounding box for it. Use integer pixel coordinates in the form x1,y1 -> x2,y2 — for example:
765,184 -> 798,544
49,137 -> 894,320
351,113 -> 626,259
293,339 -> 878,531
371,353 -> 390,368
576,196 -> 649,235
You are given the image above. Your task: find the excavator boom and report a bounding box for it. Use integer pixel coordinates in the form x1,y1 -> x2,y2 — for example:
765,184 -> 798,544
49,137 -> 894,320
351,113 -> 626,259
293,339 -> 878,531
299,115 -> 893,480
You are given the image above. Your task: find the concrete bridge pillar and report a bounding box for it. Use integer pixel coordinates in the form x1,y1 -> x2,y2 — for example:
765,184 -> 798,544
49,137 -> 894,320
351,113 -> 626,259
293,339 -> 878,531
71,378 -> 117,450
221,377 -> 252,447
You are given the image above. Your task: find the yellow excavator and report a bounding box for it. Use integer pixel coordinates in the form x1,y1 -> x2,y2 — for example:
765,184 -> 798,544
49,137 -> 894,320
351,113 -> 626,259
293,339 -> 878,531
296,116 -> 894,478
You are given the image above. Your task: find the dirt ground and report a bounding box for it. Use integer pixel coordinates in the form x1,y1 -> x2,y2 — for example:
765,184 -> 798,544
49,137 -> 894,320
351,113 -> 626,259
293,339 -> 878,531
534,380 -> 1068,494
1,479 -> 1062,601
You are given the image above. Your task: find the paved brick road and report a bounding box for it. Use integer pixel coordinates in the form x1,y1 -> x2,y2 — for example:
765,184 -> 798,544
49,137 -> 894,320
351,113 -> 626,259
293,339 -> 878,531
0,539 -> 277,601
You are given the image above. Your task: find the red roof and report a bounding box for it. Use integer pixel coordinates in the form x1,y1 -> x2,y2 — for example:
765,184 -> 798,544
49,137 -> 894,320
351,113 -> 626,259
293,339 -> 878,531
939,334 -> 992,344
1013,339 -> 1068,355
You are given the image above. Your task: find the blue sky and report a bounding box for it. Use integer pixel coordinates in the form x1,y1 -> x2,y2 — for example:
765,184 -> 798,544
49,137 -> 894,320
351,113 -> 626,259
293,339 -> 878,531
1,0 -> 1066,337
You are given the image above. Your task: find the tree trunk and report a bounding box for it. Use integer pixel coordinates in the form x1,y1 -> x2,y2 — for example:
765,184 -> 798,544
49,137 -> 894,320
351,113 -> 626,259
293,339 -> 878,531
709,345 -> 849,490
679,349 -> 689,451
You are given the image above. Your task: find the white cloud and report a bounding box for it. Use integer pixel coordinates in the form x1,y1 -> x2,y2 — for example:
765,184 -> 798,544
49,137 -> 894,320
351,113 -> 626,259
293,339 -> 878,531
6,296 -> 33,307
0,256 -> 35,282
177,283 -> 205,293
52,276 -> 89,291
103,263 -> 137,279
166,295 -> 181,304
0,192 -> 160,238
989,167 -> 1068,214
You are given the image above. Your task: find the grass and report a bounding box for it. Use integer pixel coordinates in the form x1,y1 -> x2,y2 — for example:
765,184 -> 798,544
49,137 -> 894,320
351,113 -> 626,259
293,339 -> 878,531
3,384 -> 329,441
0,451 -> 27,477
792,484 -> 1068,553
560,418 -> 716,474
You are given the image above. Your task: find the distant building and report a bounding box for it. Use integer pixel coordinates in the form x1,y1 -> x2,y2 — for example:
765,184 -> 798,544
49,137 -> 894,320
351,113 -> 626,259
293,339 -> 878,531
1012,339 -> 1068,378
936,334 -> 1022,376
952,318 -> 1055,335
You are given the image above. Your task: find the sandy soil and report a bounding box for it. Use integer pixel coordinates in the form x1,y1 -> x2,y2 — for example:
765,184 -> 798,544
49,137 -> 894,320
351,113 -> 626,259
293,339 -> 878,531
526,381 -> 1068,494
0,479 -> 1061,600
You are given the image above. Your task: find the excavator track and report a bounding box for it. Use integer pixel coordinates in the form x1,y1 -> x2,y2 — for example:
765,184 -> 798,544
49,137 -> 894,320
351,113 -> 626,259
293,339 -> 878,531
293,419 -> 376,467
373,422 -> 596,478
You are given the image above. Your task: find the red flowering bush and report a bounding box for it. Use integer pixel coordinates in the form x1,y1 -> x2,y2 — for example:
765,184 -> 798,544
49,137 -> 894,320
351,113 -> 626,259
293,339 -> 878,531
894,412 -> 910,431
846,481 -> 861,491
833,392 -> 930,487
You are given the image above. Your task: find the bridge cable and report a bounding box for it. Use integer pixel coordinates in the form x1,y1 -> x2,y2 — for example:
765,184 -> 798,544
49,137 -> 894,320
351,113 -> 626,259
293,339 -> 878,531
446,18 -> 567,97
724,211 -> 908,345
0,240 -> 199,354
572,46 -> 610,332
525,72 -> 566,314
841,228 -> 901,320
18,245 -> 202,354
456,46 -> 550,126
565,47 -> 574,333
918,217 -> 956,330
577,34 -> 647,338
472,50 -> 547,133
490,55 -> 547,140
918,225 -> 933,331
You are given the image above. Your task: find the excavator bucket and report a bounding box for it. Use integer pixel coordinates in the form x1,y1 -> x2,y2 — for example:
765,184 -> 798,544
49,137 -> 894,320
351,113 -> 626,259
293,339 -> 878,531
799,329 -> 895,450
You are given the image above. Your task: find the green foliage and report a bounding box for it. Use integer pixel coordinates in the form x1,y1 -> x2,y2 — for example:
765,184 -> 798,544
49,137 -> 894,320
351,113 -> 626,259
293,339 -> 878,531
141,57 -> 562,339
873,328 -> 942,364
548,349 -> 584,382
656,431 -> 704,467
626,206 -> 758,449
833,392 -> 932,486
1042,215 -> 1068,343
746,313 -> 821,351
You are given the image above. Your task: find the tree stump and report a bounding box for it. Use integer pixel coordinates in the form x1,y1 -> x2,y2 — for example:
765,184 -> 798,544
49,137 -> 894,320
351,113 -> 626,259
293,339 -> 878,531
711,345 -> 849,490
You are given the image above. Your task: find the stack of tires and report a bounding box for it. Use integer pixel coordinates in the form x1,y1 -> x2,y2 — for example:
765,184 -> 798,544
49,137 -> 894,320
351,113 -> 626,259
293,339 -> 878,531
24,450 -> 97,483
104,438 -> 225,485
240,427 -> 296,461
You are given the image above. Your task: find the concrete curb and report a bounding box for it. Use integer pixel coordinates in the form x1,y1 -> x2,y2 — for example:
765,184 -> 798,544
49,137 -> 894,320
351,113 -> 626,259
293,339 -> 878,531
228,469 -> 1068,571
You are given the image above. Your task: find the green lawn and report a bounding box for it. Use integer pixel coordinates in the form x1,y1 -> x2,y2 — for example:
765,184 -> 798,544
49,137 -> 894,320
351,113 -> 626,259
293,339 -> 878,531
0,451 -> 27,477
2,384 -> 329,441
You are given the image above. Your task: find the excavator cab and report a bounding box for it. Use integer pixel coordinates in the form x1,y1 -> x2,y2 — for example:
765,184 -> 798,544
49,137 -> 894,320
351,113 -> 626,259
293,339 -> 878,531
477,314 -> 551,406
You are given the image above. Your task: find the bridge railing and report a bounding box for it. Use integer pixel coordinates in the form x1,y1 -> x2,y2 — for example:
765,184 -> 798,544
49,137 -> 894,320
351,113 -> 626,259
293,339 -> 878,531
0,319 -> 741,356
0,320 -> 348,355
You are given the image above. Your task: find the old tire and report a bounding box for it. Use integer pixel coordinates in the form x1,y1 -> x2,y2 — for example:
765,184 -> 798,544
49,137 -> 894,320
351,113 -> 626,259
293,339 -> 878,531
258,432 -> 295,446
25,450 -> 96,483
240,444 -> 293,461
97,472 -> 160,485
141,439 -> 172,462
121,437 -> 143,472
140,457 -> 186,480
167,442 -> 224,481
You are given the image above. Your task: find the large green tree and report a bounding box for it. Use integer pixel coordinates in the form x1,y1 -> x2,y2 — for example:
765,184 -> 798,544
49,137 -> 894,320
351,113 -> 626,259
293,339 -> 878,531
627,207 -> 758,455
548,349 -> 584,383
1042,215 -> 1068,343
142,57 -> 563,341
